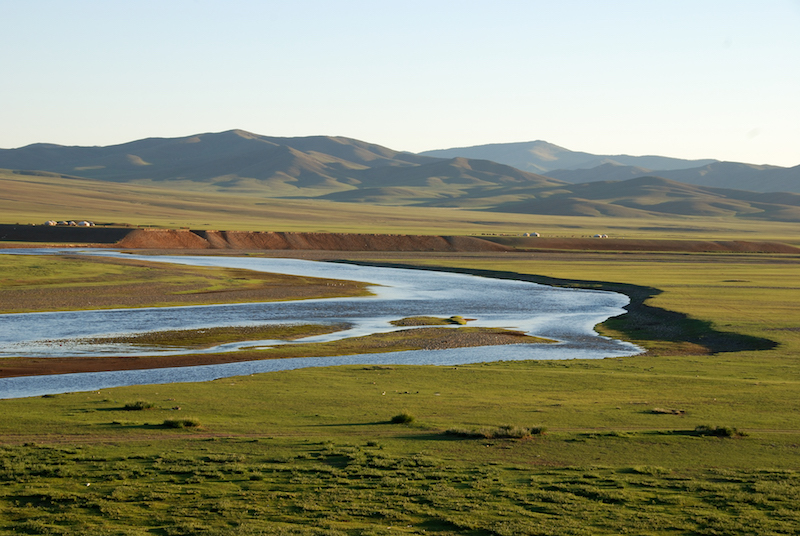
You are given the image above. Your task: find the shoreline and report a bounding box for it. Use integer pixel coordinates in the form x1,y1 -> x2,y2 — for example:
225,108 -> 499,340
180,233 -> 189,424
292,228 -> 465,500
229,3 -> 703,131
0,328 -> 546,379
1,247 -> 776,381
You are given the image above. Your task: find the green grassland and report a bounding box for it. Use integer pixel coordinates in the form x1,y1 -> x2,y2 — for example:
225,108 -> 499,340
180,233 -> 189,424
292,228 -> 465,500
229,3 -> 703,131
2,175 -> 800,534
1,244 -> 799,534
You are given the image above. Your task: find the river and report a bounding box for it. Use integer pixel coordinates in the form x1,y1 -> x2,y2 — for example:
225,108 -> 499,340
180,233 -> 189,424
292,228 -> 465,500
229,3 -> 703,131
0,250 -> 641,398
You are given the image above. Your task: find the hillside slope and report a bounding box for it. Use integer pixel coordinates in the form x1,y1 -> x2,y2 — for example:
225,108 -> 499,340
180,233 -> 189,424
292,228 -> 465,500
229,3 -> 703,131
2,131 -> 799,221
547,161 -> 800,193
421,140 -> 799,193
420,140 -> 717,173
656,162 -> 800,192
0,130 -> 560,197
489,176 -> 800,221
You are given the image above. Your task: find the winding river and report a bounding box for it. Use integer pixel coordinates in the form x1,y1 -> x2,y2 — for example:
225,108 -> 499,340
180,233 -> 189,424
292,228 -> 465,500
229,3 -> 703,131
0,250 -> 642,398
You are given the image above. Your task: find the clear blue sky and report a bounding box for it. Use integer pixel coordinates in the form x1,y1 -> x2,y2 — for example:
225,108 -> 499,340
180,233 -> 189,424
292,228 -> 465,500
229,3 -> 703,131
1,0 -> 798,166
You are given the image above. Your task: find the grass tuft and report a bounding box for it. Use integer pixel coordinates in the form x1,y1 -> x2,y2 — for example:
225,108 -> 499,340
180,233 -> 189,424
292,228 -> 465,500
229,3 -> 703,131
123,401 -> 156,411
446,425 -> 547,439
162,418 -> 201,429
692,425 -> 747,438
390,412 -> 415,424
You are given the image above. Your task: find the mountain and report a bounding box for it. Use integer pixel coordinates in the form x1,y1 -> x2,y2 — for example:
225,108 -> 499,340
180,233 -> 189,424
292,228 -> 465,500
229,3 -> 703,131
655,162 -> 800,192
0,130 -> 441,195
420,140 -> 799,193
0,130 -> 563,198
419,140 -> 717,173
2,130 -> 799,221
544,163 -> 656,183
545,161 -> 800,193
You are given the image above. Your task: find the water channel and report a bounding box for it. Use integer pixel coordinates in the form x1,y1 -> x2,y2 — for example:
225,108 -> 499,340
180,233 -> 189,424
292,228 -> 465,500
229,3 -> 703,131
0,250 -> 642,398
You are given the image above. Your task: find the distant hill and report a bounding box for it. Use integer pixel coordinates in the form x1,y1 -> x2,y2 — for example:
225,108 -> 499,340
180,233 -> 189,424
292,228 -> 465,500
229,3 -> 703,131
0,130 -> 560,197
2,130 -> 799,221
317,172 -> 800,221
547,161 -> 800,193
545,163 -> 656,184
419,140 -> 800,193
320,157 -> 566,206
419,140 -> 717,173
0,130 -> 441,195
488,176 -> 800,221
655,162 -> 800,192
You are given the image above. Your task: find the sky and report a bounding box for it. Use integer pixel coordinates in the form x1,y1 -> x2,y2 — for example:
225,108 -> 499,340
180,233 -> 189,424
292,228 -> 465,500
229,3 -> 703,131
1,0 -> 799,167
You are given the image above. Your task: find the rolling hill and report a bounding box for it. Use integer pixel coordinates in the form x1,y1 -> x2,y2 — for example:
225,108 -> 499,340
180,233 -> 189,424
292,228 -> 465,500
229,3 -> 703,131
421,141 -> 800,193
0,130 -> 565,202
655,162 -> 800,192
488,176 -> 800,221
0,130 -> 440,196
419,140 -> 718,173
2,130 -> 799,222
546,161 -> 800,193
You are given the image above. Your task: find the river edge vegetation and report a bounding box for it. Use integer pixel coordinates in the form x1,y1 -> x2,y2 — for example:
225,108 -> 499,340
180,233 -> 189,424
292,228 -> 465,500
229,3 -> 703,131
0,245 -> 799,534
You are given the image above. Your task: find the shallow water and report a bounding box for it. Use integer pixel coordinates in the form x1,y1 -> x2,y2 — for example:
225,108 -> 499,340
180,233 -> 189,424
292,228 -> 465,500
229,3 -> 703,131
0,250 -> 641,398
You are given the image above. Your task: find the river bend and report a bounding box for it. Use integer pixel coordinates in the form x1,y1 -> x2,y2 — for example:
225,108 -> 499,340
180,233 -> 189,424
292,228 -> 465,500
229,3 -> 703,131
0,251 -> 641,398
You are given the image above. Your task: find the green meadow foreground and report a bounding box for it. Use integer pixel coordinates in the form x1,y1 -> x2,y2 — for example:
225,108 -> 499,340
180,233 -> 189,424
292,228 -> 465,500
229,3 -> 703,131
1,246 -> 799,534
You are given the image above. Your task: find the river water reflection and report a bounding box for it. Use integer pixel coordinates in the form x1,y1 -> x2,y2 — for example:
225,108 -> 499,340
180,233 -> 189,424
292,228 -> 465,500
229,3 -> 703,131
0,251 -> 642,398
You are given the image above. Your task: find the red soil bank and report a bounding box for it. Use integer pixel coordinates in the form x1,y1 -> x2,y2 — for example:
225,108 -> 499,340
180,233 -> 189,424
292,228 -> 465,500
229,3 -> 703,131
2,224 -> 797,253
116,229 -> 512,252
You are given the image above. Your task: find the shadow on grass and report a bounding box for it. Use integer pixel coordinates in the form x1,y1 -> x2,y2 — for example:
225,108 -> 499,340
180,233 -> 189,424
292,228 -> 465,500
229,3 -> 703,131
398,433 -> 475,442
339,261 -> 777,356
312,421 -> 395,427
568,429 -> 748,440
100,421 -> 199,430
95,404 -> 158,413
399,430 -> 546,442
668,426 -> 748,438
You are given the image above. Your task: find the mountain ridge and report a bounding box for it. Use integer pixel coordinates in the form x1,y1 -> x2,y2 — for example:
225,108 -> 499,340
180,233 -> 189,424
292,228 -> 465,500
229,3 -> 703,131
1,130 -> 799,221
419,140 -> 719,173
421,140 -> 799,194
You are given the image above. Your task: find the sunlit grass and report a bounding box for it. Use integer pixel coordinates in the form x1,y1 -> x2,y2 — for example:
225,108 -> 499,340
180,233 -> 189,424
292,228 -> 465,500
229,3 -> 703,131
3,170 -> 800,241
1,225 -> 799,532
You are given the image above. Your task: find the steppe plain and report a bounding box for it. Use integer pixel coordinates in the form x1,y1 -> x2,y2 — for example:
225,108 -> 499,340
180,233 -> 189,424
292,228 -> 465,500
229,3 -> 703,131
1,172 -> 799,535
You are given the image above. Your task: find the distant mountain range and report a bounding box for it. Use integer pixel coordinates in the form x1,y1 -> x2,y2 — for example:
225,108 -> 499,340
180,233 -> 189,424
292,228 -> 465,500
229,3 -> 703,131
420,141 -> 800,193
2,130 -> 799,221
420,140 -> 718,173
0,130 -> 442,196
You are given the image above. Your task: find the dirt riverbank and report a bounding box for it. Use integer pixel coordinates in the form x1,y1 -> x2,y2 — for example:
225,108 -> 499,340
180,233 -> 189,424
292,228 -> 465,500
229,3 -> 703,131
0,225 -> 511,252
3,224 -> 798,253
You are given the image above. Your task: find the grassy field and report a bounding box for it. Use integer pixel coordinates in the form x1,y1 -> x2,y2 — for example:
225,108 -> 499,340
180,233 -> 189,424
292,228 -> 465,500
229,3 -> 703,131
3,170 -> 800,243
1,244 -> 799,534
